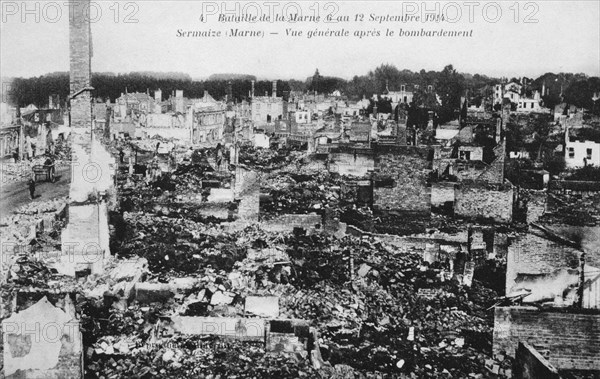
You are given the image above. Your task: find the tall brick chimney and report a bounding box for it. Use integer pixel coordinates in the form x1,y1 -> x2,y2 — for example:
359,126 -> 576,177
272,80 -> 277,99
251,80 -> 255,98
69,0 -> 93,129
63,0 -> 114,278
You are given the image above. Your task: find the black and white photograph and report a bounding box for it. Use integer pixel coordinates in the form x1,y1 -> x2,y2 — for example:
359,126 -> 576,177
1,1 -> 599,378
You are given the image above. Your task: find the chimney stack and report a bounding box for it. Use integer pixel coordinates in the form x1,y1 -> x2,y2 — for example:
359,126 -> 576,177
251,80 -> 255,98
227,81 -> 233,102
272,80 -> 277,99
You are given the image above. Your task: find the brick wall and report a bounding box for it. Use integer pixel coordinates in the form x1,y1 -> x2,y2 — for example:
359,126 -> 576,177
493,306 -> 600,371
454,181 -> 513,223
506,232 -> 580,294
373,145 -> 432,213
514,342 -> 561,379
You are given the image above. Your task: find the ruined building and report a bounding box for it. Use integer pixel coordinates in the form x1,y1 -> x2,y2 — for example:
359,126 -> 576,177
251,80 -> 284,124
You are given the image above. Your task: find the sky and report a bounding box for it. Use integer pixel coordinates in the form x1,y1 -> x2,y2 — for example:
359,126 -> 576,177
1,0 -> 599,80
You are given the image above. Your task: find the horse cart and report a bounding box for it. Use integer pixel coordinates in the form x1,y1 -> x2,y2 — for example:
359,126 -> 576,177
32,162 -> 56,183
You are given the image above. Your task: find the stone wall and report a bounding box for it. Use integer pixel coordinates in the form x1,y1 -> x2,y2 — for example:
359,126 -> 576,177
454,181 -> 513,223
454,161 -> 490,181
60,203 -> 110,276
525,190 -> 547,224
477,141 -> 506,184
373,145 -> 431,214
493,306 -> 600,371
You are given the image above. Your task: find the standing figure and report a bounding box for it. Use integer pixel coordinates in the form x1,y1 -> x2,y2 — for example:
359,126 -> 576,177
28,178 -> 36,199
216,143 -> 223,170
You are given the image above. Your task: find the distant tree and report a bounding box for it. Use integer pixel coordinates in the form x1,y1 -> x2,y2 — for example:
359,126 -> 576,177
529,115 -> 555,161
564,78 -> 600,111
436,65 -> 465,123
312,69 -> 321,93
543,155 -> 566,176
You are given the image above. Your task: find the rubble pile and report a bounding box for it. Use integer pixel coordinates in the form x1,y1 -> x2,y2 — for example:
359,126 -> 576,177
239,145 -> 303,171
97,153 -> 513,378
86,335 -> 319,378
0,197 -> 67,244
0,135 -> 522,379
107,212 -> 508,377
116,212 -> 246,277
0,198 -> 74,318
118,164 -> 234,221
261,171 -> 343,218
272,234 -> 505,377
371,212 -> 432,236
1,160 -> 34,183
167,163 -> 232,192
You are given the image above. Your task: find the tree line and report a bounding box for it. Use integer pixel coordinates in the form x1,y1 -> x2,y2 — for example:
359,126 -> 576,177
7,65 -> 600,119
